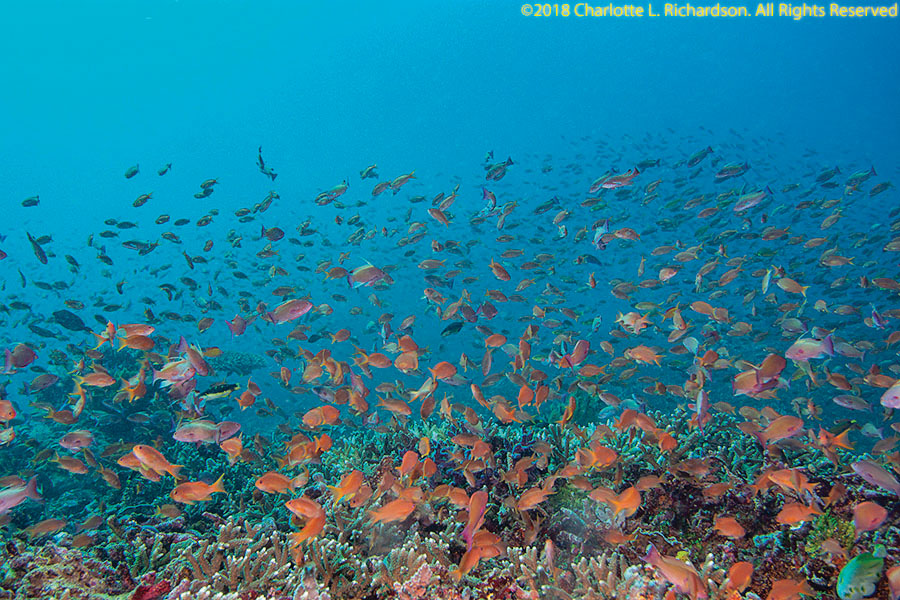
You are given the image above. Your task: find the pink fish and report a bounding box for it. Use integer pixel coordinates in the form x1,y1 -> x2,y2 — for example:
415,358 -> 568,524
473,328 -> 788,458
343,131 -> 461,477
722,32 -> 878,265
174,420 -> 241,444
558,340 -> 589,369
0,477 -> 41,514
264,298 -> 313,324
4,344 -> 38,373
733,186 -> 773,212
691,389 -> 710,432
478,302 -> 498,320
880,380 -> 900,409
59,430 -> 94,451
785,335 -> 834,362
152,360 -> 195,386
29,373 -> 59,392
226,315 -> 251,337
173,420 -> 219,443
851,460 -> 900,495
184,345 -> 210,377
598,168 -> 640,190
348,263 -> 393,288
167,378 -> 197,400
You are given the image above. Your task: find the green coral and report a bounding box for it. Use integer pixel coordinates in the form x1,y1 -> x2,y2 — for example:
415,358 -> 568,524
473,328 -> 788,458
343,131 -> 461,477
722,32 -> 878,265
804,510 -> 855,557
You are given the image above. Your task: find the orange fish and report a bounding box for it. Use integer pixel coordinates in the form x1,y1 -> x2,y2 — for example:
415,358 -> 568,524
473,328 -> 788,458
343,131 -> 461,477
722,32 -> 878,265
428,361 -> 457,380
327,470 -> 365,503
755,415 -> 805,447
0,399 -> 15,421
776,502 -> 821,526
302,405 -> 340,428
485,334 -> 507,348
461,490 -> 488,550
727,561 -> 754,592
368,498 -> 416,523
285,496 -> 326,546
766,578 -> 813,600
170,474 -> 225,504
643,544 -> 707,600
25,518 -> 68,538
131,445 -> 183,479
79,371 -> 116,387
714,516 -> 746,539
219,435 -> 243,465
852,500 -> 887,536
625,345 -> 661,366
255,471 -> 303,494
488,258 -> 510,281
576,441 -> 618,471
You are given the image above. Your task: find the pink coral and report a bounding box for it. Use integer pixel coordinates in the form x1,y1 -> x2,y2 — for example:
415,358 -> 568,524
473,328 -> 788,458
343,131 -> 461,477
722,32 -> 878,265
130,573 -> 171,600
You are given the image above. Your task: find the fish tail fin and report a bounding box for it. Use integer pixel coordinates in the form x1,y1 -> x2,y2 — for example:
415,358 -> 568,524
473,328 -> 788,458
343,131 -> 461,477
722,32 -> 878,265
117,337 -> 128,351
24,476 -> 42,501
822,334 -> 835,356
91,332 -> 107,350
833,429 -> 854,451
870,166 -> 877,176
210,473 -> 226,494
642,543 -> 660,566
752,431 -> 767,448
169,464 -> 185,479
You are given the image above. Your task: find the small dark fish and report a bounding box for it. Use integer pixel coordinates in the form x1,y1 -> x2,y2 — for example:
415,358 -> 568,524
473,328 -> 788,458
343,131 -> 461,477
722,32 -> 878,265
28,323 -> 57,338
26,232 -> 47,265
815,166 -> 840,183
687,146 -> 713,168
173,218 -> 190,226
125,164 -> 140,178
257,147 -> 277,181
22,195 -> 39,207
441,321 -> 464,336
137,241 -> 160,256
158,163 -> 172,176
104,218 -> 118,226
52,310 -> 90,332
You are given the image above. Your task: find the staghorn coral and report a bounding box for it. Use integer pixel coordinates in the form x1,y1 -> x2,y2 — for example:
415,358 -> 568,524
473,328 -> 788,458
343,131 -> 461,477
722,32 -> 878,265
159,517 -> 301,596
803,509 -> 855,558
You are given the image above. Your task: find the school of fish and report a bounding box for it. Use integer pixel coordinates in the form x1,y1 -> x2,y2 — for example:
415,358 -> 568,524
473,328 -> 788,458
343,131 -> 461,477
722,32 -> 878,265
1,137 -> 899,600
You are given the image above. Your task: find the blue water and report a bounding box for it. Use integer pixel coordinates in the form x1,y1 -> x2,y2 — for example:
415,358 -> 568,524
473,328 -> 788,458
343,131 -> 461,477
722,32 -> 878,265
2,2 -> 898,226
